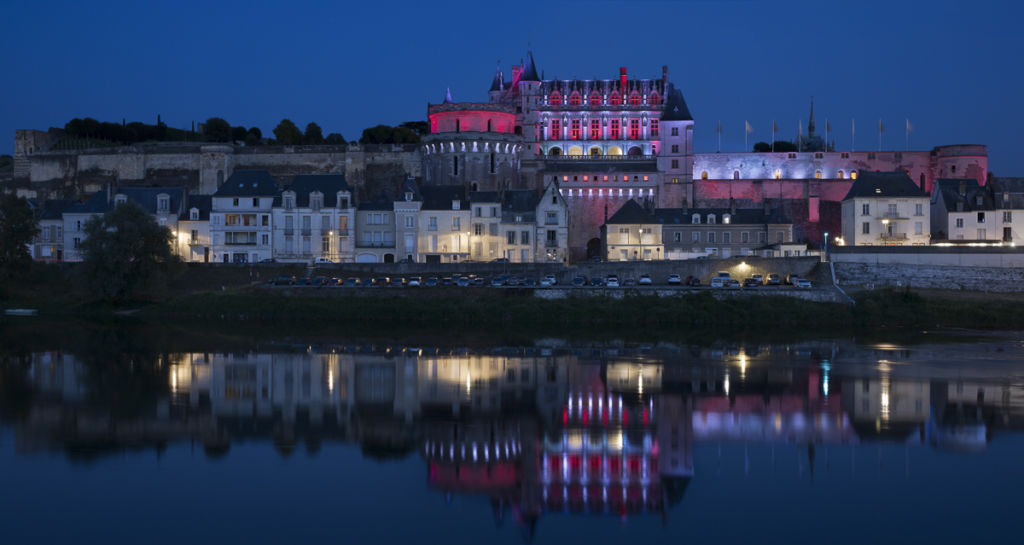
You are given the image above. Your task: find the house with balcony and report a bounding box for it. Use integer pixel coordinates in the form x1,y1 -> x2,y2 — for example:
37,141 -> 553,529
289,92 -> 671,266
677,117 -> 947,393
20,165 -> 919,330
468,191 -> 502,261
840,171 -> 930,246
178,195 -> 211,263
62,185 -> 186,262
418,185 -> 470,263
533,181 -> 569,263
355,192 -> 398,263
210,170 -> 279,264
31,198 -> 75,262
272,174 -> 354,263
600,199 -> 663,261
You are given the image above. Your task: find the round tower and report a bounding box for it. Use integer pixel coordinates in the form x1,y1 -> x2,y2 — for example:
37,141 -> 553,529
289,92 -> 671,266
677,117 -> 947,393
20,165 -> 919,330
422,98 -> 524,192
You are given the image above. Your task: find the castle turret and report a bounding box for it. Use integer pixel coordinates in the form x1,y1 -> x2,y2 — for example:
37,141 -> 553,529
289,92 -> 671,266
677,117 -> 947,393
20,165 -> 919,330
657,84 -> 695,207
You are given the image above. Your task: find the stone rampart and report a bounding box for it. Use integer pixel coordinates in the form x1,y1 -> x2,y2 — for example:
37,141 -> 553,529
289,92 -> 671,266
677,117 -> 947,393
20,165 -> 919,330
832,247 -> 1024,292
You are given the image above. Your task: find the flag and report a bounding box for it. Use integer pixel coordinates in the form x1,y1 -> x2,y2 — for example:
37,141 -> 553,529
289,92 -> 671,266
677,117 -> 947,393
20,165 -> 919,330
826,120 -> 831,133
798,120 -> 803,137
878,119 -> 885,133
906,118 -> 913,133
772,121 -> 779,132
745,120 -> 754,134
717,120 -> 722,134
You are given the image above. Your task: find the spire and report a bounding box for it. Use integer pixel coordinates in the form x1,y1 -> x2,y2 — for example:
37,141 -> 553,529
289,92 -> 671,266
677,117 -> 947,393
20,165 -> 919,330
520,50 -> 540,82
661,84 -> 693,122
443,87 -> 453,104
489,65 -> 504,92
808,97 -> 816,137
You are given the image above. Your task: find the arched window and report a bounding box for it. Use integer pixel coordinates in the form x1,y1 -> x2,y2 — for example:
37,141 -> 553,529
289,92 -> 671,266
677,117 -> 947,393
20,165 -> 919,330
649,92 -> 661,105
723,214 -> 731,225
815,170 -> 822,179
548,147 -> 561,156
920,173 -> 926,189
701,171 -> 708,180
851,170 -> 858,180
708,214 -> 716,225
691,214 -> 700,224
589,92 -> 601,106
774,169 -> 782,179
628,92 -> 642,106
569,92 -> 582,106
487,119 -> 492,132
609,92 -> 622,105
733,170 -> 740,180
549,92 -> 562,106
837,170 -> 844,179
455,119 -> 460,132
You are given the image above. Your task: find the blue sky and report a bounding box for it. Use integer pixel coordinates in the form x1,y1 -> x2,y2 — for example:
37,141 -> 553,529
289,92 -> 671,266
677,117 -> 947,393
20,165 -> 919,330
4,0 -> 1023,174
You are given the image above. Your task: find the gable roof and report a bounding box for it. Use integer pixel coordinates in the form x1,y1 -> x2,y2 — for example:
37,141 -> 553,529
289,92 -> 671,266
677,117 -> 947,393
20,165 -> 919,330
661,84 -> 693,122
215,170 -> 280,197
397,178 -> 422,202
185,195 -> 212,221
605,199 -> 656,225
278,174 -> 350,207
115,186 -> 185,214
933,179 -> 993,212
842,171 -> 927,201
37,198 -> 77,220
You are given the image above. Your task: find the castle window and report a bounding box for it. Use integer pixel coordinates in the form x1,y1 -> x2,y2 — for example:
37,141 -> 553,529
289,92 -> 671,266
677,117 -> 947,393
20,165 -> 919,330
190,208 -> 199,221
733,170 -> 740,180
649,92 -> 661,105
701,171 -> 708,180
671,160 -> 679,169
815,170 -> 822,179
723,214 -> 731,225
610,119 -> 621,139
837,170 -> 844,179
671,127 -> 679,136
569,92 -> 582,106
455,119 -> 460,132
851,171 -> 858,180
628,92 -> 642,106
841,152 -> 849,159
589,92 -> 601,106
590,119 -> 601,140
570,119 -> 581,140
708,214 -> 716,225
550,119 -> 561,139
609,92 -> 622,106
629,119 -> 640,140
650,119 -> 659,137
487,119 -> 492,132
672,144 -> 679,153
549,92 -> 562,106
774,169 -> 782,179
952,165 -> 957,174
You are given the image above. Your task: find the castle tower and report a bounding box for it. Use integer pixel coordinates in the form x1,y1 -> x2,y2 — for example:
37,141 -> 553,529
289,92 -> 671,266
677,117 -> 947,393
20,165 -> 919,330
657,84 -> 695,207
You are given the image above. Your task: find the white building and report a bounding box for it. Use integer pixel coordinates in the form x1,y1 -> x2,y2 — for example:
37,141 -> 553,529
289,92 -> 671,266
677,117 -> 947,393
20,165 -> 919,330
210,170 -> 278,264
840,171 -> 930,246
417,184 -> 470,263
62,186 -> 185,262
177,195 -> 211,263
273,174 -> 354,263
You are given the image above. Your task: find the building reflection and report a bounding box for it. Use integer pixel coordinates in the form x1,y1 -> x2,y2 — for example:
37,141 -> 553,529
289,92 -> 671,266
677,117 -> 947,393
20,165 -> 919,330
10,342 -> 1024,533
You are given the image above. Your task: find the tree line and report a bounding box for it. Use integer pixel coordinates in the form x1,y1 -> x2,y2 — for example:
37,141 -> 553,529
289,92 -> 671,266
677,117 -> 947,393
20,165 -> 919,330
60,116 -> 430,147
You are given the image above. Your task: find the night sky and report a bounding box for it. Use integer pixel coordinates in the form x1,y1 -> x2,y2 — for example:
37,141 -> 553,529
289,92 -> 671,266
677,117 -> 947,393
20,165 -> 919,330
4,0 -> 1022,174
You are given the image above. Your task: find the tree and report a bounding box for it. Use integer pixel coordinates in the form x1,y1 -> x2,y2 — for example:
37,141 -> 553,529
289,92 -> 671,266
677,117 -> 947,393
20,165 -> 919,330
273,119 -> 302,145
303,122 -> 324,144
80,200 -> 176,302
203,117 -> 231,142
231,125 -> 248,142
0,194 -> 39,277
325,132 -> 345,145
0,154 -> 13,171
398,121 -> 429,136
248,127 -> 262,140
753,142 -> 771,152
359,124 -> 421,145
772,140 -> 798,152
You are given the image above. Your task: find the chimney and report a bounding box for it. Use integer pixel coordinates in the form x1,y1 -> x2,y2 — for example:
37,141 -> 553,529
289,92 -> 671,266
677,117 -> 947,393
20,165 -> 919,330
662,65 -> 668,86
730,198 -> 737,216
620,67 -> 627,92
959,180 -> 966,197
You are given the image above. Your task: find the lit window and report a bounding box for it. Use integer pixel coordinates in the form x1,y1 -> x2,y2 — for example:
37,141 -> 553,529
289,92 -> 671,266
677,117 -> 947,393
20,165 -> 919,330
649,93 -> 661,105
550,119 -> 561,139
570,119 -> 581,140
628,92 -> 641,106
589,93 -> 601,106
549,92 -> 562,106
837,170 -> 845,179
701,171 -> 708,180
610,119 -> 621,139
650,119 -> 659,137
569,93 -> 582,106
774,169 -> 782,179
815,170 -> 822,179
851,171 -> 858,180
609,92 -> 622,105
590,119 -> 601,140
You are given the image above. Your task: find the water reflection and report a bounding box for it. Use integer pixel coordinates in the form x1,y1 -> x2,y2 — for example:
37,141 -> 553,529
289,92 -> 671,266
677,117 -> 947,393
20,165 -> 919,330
5,339 -> 1024,534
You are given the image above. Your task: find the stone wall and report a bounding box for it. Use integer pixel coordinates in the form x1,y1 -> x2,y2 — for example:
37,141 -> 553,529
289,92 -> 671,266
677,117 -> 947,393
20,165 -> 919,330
832,247 -> 1024,292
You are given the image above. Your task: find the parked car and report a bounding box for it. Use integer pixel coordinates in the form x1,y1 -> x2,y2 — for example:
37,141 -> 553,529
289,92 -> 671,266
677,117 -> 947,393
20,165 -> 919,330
456,276 -> 471,287
767,273 -> 781,286
491,276 -> 506,287
523,278 -> 538,287
407,277 -> 421,287
638,274 -> 653,285
715,271 -> 731,282
750,274 -> 764,285
314,257 -> 334,264
667,274 -> 681,285
572,275 -> 587,287
311,276 -> 326,287
623,278 -> 637,287
590,277 -> 604,287
543,274 -> 558,286
688,277 -> 702,287
743,277 -> 761,287
796,278 -> 812,289
710,277 -> 727,288
605,275 -> 620,288
507,277 -> 521,287
727,279 -> 741,289
272,275 -> 295,286
787,274 -> 803,286
472,277 -> 485,286
343,277 -> 359,287
424,277 -> 439,287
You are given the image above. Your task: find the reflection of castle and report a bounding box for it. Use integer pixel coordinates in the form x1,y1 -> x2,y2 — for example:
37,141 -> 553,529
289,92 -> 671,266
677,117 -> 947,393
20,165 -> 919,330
13,343 -> 1024,533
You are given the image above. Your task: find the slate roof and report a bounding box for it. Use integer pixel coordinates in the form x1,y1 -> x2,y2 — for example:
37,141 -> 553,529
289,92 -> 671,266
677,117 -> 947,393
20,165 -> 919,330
66,190 -> 111,215
933,179 -> 994,212
655,207 -> 790,225
214,170 -> 280,197
661,84 -> 693,122
185,195 -> 212,221
37,199 -> 77,220
116,186 -> 185,214
605,199 -> 656,225
520,51 -> 541,82
469,191 -> 500,203
989,178 -> 1024,209
276,174 -> 350,207
357,192 -> 394,211
489,66 -> 504,92
842,171 -> 927,201
421,185 -> 467,211
398,178 -> 423,202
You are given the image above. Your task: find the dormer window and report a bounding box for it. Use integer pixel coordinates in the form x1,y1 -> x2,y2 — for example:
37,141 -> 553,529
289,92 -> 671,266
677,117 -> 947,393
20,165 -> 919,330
157,194 -> 170,212
405,191 -> 413,202
691,214 -> 700,224
452,200 -> 460,210
190,208 -> 199,221
283,192 -> 295,210
310,192 -> 323,211
338,193 -> 349,209
976,196 -> 983,207
708,214 -> 716,225
114,194 -> 127,205
723,214 -> 731,225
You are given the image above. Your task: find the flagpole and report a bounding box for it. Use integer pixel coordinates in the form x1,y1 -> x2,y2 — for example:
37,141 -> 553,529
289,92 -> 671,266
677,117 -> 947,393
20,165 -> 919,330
717,120 -> 721,153
851,118 -> 855,152
771,120 -> 775,152
905,117 -> 910,151
878,118 -> 883,152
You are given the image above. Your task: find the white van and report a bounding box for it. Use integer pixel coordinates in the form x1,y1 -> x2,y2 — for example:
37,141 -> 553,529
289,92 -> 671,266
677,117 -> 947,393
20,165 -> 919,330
314,257 -> 335,264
